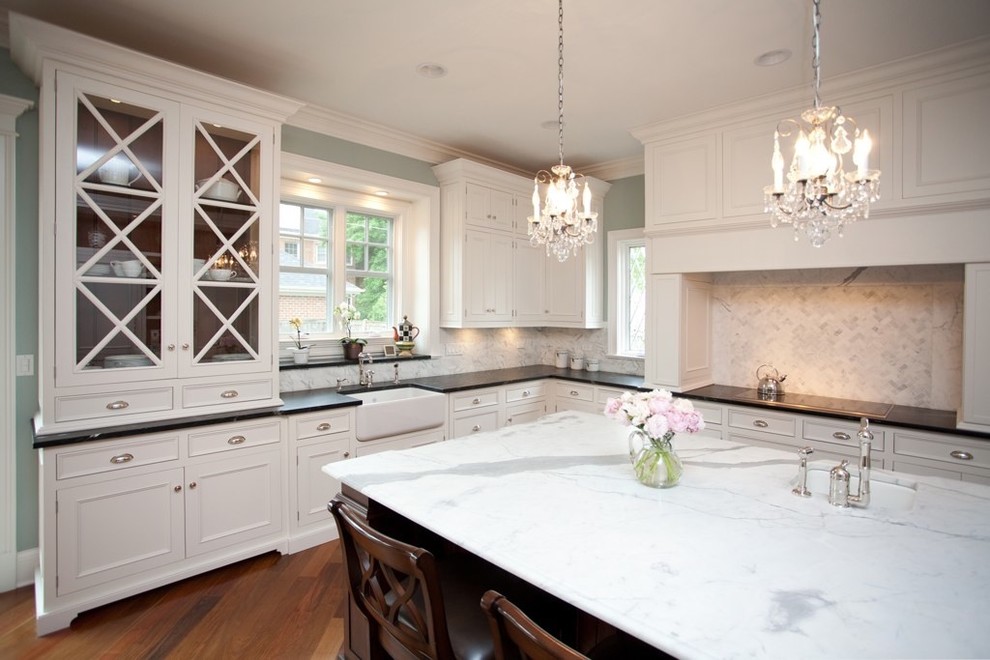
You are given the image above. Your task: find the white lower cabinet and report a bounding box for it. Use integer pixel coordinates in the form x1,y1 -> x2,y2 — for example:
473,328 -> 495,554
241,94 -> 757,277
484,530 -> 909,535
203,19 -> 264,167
449,381 -> 549,438
37,419 -> 286,635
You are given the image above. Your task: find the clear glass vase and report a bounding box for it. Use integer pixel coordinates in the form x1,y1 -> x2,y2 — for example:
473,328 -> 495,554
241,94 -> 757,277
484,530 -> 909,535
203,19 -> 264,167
628,428 -> 683,488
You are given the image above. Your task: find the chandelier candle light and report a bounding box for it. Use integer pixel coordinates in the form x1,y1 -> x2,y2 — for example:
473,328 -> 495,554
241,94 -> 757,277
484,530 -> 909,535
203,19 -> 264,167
528,0 -> 598,262
764,0 -> 880,247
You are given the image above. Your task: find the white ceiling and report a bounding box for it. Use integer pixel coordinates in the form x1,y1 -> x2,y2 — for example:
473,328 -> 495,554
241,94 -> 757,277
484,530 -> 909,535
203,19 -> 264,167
3,0 -> 990,178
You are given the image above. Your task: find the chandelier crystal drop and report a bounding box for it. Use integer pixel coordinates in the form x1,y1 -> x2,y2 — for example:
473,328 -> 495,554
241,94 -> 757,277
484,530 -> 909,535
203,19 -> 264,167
528,0 -> 597,262
763,0 -> 880,247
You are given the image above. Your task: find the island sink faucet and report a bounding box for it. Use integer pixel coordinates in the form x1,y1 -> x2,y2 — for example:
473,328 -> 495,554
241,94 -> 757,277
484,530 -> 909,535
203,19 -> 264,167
357,352 -> 374,386
829,417 -> 873,508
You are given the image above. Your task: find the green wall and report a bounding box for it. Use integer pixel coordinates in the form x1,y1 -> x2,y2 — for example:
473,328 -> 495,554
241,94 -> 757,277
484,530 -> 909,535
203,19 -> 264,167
3,46 -> 645,552
2,47 -> 41,552
601,174 -> 646,312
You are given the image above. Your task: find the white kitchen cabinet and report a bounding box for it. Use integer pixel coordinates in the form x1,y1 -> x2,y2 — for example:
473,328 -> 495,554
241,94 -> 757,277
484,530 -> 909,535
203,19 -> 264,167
353,428 -> 443,456
645,274 -> 713,392
552,381 -> 625,416
466,182 -> 515,232
16,16 -> 301,435
287,408 -> 354,553
433,158 -> 608,329
36,417 -> 286,634
644,133 -> 718,232
891,428 -> 990,484
504,381 -> 548,427
448,381 -> 551,438
464,229 -> 513,323
961,263 -> 990,430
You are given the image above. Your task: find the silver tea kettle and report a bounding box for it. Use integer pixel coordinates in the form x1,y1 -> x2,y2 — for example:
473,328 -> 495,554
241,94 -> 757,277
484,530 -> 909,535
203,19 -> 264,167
756,364 -> 787,399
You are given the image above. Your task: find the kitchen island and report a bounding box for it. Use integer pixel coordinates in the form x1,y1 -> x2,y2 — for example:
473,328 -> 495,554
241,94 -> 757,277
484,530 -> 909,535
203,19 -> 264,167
325,411 -> 990,659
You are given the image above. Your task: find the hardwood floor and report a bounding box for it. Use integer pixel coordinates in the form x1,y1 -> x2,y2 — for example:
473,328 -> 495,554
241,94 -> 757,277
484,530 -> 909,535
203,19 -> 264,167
0,541 -> 346,659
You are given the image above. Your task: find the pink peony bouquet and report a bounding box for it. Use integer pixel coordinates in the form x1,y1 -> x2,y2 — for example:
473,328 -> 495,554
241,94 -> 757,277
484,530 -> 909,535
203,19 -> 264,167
604,389 -> 705,444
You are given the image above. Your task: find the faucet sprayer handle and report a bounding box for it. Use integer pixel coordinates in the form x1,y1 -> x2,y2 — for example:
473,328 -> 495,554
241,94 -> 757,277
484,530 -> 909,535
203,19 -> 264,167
858,417 -> 873,440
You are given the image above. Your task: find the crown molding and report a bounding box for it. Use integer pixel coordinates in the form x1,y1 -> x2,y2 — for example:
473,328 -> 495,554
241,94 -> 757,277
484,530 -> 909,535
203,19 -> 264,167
632,36 -> 990,144
582,155 -> 644,181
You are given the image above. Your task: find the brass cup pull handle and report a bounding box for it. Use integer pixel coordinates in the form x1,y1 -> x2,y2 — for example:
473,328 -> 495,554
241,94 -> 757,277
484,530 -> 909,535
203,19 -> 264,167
227,435 -> 246,445
189,481 -> 197,489
950,450 -> 974,461
316,422 -> 332,431
832,431 -> 851,441
106,400 -> 130,410
220,390 -> 239,399
570,390 -> 579,396
110,453 -> 134,465
472,424 -> 481,432
753,420 -> 769,428
472,397 -> 481,405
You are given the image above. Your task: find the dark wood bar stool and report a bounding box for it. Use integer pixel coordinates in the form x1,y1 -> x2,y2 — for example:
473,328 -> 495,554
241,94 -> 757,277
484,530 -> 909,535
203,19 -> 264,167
481,590 -> 675,660
329,497 -> 495,660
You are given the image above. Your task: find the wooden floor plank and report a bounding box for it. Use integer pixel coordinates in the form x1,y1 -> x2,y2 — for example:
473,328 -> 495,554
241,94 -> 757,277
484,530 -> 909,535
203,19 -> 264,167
0,542 -> 346,659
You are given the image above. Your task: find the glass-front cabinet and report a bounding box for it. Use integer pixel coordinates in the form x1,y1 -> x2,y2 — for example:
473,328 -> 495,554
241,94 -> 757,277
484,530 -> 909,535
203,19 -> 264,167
40,65 -> 287,432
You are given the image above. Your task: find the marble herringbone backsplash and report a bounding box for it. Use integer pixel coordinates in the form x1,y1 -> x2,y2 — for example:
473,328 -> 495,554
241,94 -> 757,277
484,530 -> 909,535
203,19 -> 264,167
711,265 -> 964,410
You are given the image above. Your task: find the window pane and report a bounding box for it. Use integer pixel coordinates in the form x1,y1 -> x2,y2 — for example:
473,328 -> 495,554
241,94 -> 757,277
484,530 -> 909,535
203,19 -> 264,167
303,207 -> 330,238
345,215 -> 367,241
626,245 -> 646,355
305,238 -> 328,268
367,246 -> 389,273
350,275 -> 390,332
279,272 -> 330,333
280,238 -> 300,266
368,217 -> 389,244
346,243 -> 365,270
279,203 -> 301,232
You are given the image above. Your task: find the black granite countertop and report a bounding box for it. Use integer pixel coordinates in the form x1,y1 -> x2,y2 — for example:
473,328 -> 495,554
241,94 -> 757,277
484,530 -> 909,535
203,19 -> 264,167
34,366 -> 987,448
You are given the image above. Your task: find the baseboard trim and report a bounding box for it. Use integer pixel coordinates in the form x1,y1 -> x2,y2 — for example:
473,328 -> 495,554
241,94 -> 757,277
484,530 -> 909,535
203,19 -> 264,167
17,547 -> 38,588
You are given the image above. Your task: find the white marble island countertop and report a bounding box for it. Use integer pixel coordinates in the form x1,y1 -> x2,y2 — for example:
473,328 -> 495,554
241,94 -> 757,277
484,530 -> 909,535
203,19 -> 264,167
325,411 -> 990,659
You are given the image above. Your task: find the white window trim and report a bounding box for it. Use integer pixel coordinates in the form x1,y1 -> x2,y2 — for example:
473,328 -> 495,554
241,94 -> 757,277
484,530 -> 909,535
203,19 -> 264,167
608,227 -> 646,360
280,153 -> 440,360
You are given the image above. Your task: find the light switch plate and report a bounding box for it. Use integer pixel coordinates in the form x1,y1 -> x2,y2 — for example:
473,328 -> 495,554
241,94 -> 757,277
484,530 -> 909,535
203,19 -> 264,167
16,354 -> 34,376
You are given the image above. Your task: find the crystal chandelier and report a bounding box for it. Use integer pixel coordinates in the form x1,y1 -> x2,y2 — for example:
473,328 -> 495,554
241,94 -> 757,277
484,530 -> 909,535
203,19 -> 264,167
764,0 -> 880,247
528,0 -> 597,262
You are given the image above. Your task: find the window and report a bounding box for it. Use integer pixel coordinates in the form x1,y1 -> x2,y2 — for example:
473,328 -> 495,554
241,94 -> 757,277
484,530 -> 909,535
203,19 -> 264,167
608,229 -> 646,358
277,200 -> 395,341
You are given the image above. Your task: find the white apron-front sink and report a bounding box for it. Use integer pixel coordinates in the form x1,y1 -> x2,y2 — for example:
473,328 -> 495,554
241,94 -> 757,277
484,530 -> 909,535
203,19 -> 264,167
350,387 -> 446,441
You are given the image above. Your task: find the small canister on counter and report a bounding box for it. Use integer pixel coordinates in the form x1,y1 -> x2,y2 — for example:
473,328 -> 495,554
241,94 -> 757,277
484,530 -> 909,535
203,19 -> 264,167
570,355 -> 584,370
586,358 -> 600,372
555,350 -> 570,369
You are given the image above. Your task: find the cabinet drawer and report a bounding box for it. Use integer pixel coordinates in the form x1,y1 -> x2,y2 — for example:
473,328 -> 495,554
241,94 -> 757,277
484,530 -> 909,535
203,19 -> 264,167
181,379 -> 273,409
451,389 -> 500,412
595,387 -> 627,404
692,401 -> 723,426
54,387 -> 174,423
557,383 -> 594,403
292,409 -> 352,441
893,431 -> 990,470
56,433 -> 181,480
506,381 -> 546,403
727,408 -> 796,438
505,400 -> 545,426
803,418 -> 885,451
452,412 -> 499,437
187,420 -> 281,457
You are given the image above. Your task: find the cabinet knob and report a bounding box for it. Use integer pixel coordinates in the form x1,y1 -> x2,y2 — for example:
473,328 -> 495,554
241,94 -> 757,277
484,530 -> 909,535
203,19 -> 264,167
950,450 -> 974,461
343,451 -> 350,458
182,343 -> 190,350
227,435 -> 246,445
189,481 -> 197,489
522,390 -> 530,397
109,453 -> 134,465
472,397 -> 481,405
167,344 -> 176,351
472,424 -> 481,432
106,400 -> 130,410
507,417 -> 513,424
832,431 -> 851,441
317,422 -> 332,431
220,390 -> 239,399
753,419 -> 769,428
174,485 -> 182,493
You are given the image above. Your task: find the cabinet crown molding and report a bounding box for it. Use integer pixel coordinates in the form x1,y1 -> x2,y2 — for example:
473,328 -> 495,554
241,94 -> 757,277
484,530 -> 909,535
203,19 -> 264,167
9,12 -> 304,123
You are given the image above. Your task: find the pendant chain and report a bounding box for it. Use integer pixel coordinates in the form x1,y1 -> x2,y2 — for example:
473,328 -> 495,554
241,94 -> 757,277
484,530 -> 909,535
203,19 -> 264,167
812,0 -> 822,110
557,0 -> 565,166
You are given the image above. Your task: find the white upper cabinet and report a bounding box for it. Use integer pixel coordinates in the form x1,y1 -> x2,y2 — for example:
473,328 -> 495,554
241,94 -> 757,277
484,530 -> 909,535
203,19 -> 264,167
14,14 -> 303,434
433,158 -> 609,329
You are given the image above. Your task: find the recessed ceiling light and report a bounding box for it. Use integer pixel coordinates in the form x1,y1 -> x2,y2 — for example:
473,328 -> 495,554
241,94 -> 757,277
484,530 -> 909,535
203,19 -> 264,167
416,63 -> 447,79
307,177 -> 322,184
754,49 -> 792,67
374,190 -> 389,197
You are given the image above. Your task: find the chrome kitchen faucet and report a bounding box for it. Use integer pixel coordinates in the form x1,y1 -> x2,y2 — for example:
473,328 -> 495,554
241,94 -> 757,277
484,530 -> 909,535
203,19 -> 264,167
828,417 -> 873,508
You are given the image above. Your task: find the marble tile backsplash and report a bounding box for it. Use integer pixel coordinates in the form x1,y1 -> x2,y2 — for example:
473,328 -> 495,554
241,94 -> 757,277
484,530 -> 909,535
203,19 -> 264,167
711,265 -> 964,410
279,327 -> 644,393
